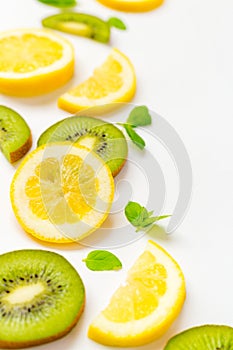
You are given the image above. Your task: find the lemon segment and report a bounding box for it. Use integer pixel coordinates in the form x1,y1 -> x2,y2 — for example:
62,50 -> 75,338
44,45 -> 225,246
10,143 -> 114,243
96,0 -> 164,12
0,29 -> 74,96
58,48 -> 136,113
88,240 -> 186,346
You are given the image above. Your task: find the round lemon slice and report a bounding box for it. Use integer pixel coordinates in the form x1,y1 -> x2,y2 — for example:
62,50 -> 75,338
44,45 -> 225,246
96,0 -> 164,12
88,240 -> 186,346
10,143 -> 114,243
58,48 -> 136,113
0,28 -> 74,96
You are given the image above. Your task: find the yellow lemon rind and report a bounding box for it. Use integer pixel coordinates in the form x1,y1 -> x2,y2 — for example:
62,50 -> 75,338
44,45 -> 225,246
96,0 -> 164,12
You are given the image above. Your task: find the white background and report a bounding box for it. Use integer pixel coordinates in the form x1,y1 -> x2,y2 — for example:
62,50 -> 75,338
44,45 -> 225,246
0,0 -> 233,349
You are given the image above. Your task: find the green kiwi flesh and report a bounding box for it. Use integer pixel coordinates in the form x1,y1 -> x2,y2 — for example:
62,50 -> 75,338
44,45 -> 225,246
42,13 -> 110,43
37,116 -> 128,176
0,249 -> 85,348
0,106 -> 32,163
164,325 -> 233,350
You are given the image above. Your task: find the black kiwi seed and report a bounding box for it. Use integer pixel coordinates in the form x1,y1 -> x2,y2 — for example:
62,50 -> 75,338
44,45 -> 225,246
37,115 -> 128,177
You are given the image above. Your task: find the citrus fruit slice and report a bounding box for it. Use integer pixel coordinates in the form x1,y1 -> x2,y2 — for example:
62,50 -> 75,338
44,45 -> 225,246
0,28 -> 74,96
10,143 -> 114,243
88,240 -> 186,346
58,48 -> 136,113
96,0 -> 164,12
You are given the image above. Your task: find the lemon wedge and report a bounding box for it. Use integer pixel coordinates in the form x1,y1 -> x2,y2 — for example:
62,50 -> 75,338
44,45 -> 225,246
58,48 -> 136,113
88,240 -> 186,346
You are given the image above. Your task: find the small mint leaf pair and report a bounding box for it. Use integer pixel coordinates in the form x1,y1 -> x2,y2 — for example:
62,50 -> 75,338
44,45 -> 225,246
125,201 -> 171,232
118,106 -> 152,150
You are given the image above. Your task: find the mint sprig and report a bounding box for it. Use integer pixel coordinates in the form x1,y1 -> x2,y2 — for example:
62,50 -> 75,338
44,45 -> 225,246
118,106 -> 152,150
125,201 -> 171,232
82,250 -> 122,271
107,17 -> 127,30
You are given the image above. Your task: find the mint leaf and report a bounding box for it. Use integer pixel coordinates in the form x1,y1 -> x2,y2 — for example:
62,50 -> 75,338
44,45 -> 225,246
83,250 -> 122,271
125,201 -> 171,232
127,106 -> 152,127
123,124 -> 146,150
125,201 -> 143,225
37,0 -> 77,7
107,17 -> 127,30
154,215 -> 171,221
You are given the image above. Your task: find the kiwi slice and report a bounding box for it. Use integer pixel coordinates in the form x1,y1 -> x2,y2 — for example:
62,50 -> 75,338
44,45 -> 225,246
164,325 -> 233,349
42,13 -> 110,43
37,115 -> 128,176
0,249 -> 85,348
0,106 -> 32,163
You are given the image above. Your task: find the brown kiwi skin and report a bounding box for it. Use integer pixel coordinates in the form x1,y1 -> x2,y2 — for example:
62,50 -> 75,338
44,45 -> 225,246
0,300 -> 85,349
9,133 -> 32,163
111,157 -> 127,177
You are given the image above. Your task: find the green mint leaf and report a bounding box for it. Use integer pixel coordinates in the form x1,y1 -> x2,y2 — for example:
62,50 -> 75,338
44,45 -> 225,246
123,124 -> 146,150
125,201 -> 171,232
127,106 -> 152,127
125,202 -> 151,227
37,0 -> 77,7
125,201 -> 143,226
140,217 -> 159,227
82,250 -> 122,271
107,17 -> 127,30
154,215 -> 171,221
139,207 -> 150,221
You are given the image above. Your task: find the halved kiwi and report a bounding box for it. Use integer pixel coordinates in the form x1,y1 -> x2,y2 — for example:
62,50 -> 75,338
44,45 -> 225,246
42,13 -> 110,43
164,325 -> 233,349
37,115 -> 128,176
0,106 -> 32,163
0,249 -> 85,348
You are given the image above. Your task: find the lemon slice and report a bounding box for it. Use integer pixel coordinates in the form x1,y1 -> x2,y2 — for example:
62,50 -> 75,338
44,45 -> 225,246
10,143 -> 114,243
88,240 -> 186,346
0,28 -> 74,96
58,48 -> 136,113
96,0 -> 164,12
